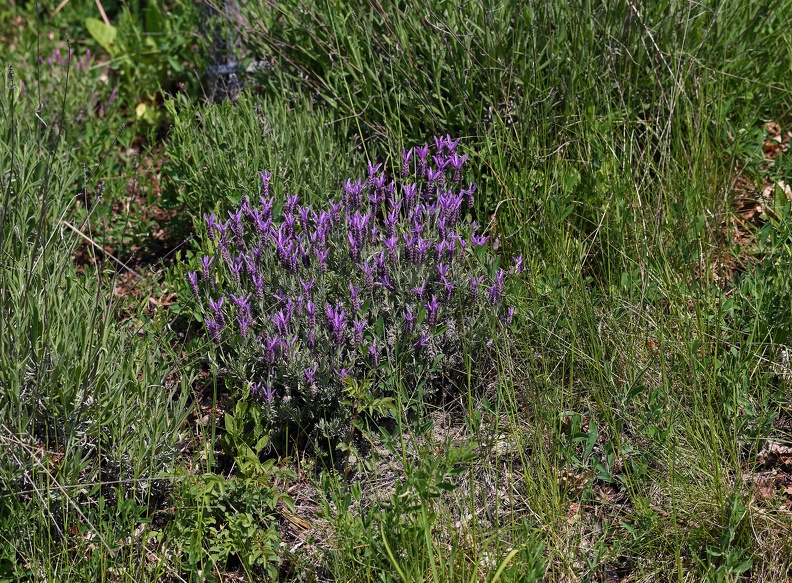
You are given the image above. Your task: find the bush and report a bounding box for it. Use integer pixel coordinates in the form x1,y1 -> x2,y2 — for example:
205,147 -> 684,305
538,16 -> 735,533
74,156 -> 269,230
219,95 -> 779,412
184,136 -> 523,447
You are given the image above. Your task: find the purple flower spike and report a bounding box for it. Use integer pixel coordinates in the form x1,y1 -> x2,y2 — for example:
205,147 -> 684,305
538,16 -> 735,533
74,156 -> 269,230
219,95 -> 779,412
305,363 -> 318,384
416,143 -> 430,178
471,232 -> 489,246
335,367 -> 350,381
261,383 -> 276,404
461,182 -> 477,208
352,318 -> 366,345
285,193 -> 299,215
237,312 -> 252,338
200,255 -> 215,280
209,296 -> 225,324
349,283 -> 361,313
433,154 -> 450,171
359,260 -> 375,289
384,235 -> 399,261
449,151 -> 467,183
306,300 -> 317,328
401,147 -> 413,178
301,277 -> 314,295
504,307 -> 515,325
368,339 -> 381,366
441,276 -> 455,302
273,310 -> 290,335
204,213 -> 219,241
206,318 -> 221,342
265,334 -> 282,365
259,170 -> 273,199
415,333 -> 432,350
488,269 -> 506,305
329,198 -> 343,223
412,282 -> 426,300
367,160 -> 383,178
326,302 -> 347,345
252,273 -> 265,299
315,247 -> 329,273
513,255 -> 524,274
445,135 -> 461,151
425,294 -> 441,327
404,306 -> 416,334
186,271 -> 200,298
229,293 -> 252,316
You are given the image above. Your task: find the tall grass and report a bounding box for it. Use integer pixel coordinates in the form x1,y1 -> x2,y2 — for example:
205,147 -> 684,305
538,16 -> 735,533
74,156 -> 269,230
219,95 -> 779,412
0,64 -> 191,580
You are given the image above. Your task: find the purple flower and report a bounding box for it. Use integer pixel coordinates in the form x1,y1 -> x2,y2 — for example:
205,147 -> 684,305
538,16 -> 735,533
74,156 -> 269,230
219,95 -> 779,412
359,260 -> 375,289
352,318 -> 366,345
412,282 -> 426,300
368,160 -> 383,178
301,278 -> 314,296
206,318 -> 221,342
237,312 -> 252,338
349,283 -> 361,313
415,333 -> 432,350
461,182 -> 477,208
343,178 -> 364,210
284,193 -> 299,215
471,233 -> 489,246
326,302 -> 347,345
335,367 -> 350,381
489,269 -> 506,305
368,339 -> 381,366
513,255 -> 524,274
260,195 -> 274,222
298,204 -> 312,229
306,300 -> 317,328
416,143 -> 430,177
449,152 -> 467,183
405,306 -> 416,334
304,363 -> 318,384
265,334 -> 282,365
437,264 -> 451,279
261,383 -> 276,404
209,296 -> 225,324
503,307 -> 515,325
186,271 -> 199,298
441,276 -> 455,302
228,207 -> 245,242
401,147 -> 413,177
200,255 -> 215,280
425,294 -> 441,327
204,213 -> 219,241
273,310 -> 290,335
315,247 -> 329,273
229,293 -> 252,315
229,255 -> 244,282
252,273 -> 265,299
433,154 -> 450,171
384,235 -> 399,260
329,198 -> 343,223
259,170 -> 273,199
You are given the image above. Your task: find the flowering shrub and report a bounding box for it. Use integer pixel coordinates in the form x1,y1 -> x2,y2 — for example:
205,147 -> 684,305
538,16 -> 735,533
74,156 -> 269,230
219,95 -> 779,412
187,136 -> 522,441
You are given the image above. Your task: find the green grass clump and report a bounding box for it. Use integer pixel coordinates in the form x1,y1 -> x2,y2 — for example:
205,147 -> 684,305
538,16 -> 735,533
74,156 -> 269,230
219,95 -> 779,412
0,63 -> 190,580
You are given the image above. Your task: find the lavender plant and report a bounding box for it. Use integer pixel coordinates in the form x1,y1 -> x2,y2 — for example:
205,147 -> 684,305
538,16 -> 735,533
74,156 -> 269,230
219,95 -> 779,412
186,137 -> 522,440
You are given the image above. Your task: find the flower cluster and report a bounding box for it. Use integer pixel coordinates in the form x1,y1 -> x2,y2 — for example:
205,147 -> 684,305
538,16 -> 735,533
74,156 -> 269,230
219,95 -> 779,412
187,136 -> 522,432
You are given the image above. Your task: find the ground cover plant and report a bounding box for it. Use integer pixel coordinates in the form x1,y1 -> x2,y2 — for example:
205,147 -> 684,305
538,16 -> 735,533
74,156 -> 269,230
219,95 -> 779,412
1,0 -> 792,581
183,136 -> 521,453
